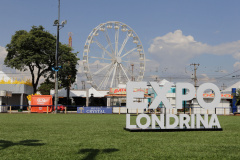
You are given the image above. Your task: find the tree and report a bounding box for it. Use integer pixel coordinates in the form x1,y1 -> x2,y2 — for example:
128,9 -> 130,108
58,54 -> 78,89
4,26 -> 79,93
37,78 -> 56,95
235,89 -> 240,105
58,60 -> 78,105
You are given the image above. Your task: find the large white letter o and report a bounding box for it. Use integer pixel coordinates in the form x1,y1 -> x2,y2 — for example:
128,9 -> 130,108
197,83 -> 221,110
136,114 -> 151,129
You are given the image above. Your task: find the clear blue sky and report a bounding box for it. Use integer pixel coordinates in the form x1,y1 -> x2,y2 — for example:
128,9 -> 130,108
0,0 -> 240,89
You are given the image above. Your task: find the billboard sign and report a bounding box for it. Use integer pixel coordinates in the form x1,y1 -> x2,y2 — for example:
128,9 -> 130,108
110,88 -> 148,94
126,82 -> 222,131
31,95 -> 53,113
77,107 -> 112,114
31,95 -> 52,105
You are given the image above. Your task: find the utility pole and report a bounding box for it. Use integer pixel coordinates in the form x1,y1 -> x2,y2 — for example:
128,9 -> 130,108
68,32 -> 73,47
81,81 -> 85,90
131,64 -> 134,81
67,74 -> 71,106
221,83 -> 227,90
67,32 -> 73,106
190,63 -> 200,88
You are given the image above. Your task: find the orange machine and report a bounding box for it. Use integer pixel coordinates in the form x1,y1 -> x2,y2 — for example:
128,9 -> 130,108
31,95 -> 53,113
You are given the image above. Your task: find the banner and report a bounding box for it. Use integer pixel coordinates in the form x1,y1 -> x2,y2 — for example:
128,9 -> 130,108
109,88 -> 148,94
31,95 -> 52,105
77,107 -> 112,114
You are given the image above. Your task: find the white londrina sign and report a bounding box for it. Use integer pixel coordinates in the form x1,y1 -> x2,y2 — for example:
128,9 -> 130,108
126,82 -> 222,130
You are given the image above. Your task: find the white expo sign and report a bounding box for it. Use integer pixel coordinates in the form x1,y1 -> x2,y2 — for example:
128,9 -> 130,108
126,82 -> 222,130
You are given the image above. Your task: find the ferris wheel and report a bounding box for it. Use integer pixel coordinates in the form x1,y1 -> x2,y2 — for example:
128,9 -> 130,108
82,21 -> 145,90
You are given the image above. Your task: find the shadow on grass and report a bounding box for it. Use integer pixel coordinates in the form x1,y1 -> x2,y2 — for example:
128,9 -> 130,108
79,148 -> 119,160
0,140 -> 45,150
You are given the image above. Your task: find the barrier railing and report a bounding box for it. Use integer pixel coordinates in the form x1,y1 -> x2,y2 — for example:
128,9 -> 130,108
0,105 -> 234,115
112,106 -> 232,115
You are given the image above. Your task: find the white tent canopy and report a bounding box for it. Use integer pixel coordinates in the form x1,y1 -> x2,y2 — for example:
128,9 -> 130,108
158,79 -> 175,86
158,79 -> 169,86
0,71 -> 11,82
88,87 -> 108,97
222,81 -> 240,93
50,87 -> 108,98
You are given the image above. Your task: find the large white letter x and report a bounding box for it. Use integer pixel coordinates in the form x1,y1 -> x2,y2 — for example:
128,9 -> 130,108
149,82 -> 173,109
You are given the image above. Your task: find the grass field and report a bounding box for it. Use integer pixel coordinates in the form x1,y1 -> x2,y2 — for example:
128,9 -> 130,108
0,114 -> 240,160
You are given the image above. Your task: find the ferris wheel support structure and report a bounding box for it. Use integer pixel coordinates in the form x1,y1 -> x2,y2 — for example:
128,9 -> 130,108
83,21 -> 146,90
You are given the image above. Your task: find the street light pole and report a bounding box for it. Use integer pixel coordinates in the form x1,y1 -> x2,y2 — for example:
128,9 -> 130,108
53,0 -> 67,113
54,0 -> 60,113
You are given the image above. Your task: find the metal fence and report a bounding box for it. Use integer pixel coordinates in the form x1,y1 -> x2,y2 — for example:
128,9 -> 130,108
0,105 -> 234,115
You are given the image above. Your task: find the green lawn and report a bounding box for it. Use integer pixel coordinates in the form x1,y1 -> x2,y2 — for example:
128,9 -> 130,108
0,114 -> 239,160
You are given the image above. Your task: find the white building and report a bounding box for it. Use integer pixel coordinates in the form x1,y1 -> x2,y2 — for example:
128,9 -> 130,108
0,71 -> 33,108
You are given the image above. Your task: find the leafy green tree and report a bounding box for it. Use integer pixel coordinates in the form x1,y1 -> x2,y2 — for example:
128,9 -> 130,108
235,89 -> 240,105
4,26 -> 79,93
37,79 -> 56,95
58,54 -> 78,90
